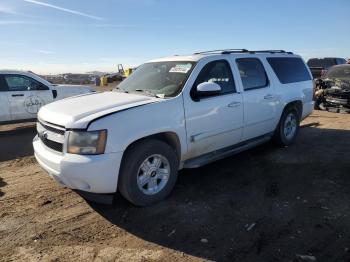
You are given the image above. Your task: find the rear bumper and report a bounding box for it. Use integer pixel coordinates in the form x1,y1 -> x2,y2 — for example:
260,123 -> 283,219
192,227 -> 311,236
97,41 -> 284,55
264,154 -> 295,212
302,101 -> 314,120
33,135 -> 123,194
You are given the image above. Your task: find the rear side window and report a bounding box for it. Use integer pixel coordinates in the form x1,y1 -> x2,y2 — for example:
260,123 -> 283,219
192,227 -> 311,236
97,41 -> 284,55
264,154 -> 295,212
236,58 -> 268,90
306,58 -> 336,69
336,58 -> 346,65
194,60 -> 236,94
267,57 -> 312,84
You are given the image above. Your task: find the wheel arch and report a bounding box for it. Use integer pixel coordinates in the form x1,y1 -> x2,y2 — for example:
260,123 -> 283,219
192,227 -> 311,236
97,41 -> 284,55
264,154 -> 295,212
281,100 -> 303,120
121,131 -> 182,164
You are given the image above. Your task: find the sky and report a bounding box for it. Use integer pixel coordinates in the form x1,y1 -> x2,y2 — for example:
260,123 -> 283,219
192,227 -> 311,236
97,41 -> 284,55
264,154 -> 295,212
0,0 -> 349,74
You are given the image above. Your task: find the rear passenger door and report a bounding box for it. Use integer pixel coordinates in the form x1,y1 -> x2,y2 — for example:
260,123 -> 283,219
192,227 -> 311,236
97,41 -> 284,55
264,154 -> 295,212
235,58 -> 277,141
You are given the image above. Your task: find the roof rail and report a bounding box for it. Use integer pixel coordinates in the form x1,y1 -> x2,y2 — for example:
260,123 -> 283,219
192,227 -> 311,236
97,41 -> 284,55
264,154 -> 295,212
194,49 -> 249,55
193,49 -> 293,55
250,50 -> 294,54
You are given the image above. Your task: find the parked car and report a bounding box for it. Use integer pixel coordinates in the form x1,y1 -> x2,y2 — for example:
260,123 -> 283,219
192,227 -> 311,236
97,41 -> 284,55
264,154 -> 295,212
307,57 -> 346,79
63,73 -> 95,85
0,70 -> 94,124
314,64 -> 350,110
33,49 -> 314,206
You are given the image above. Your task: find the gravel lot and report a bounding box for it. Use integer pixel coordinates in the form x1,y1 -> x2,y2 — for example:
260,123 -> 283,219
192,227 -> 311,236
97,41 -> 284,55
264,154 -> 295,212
1,110 -> 350,262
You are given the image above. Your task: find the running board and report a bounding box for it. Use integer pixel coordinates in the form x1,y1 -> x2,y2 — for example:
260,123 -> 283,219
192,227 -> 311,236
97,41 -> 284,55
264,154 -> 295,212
183,134 -> 272,168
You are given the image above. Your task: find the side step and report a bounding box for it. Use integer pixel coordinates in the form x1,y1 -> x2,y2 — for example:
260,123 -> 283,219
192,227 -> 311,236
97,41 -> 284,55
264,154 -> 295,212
183,134 -> 272,168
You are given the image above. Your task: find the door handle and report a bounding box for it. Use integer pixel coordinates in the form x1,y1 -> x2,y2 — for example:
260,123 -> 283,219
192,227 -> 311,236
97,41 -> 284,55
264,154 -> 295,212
227,101 -> 241,108
11,94 -> 24,97
264,94 -> 274,100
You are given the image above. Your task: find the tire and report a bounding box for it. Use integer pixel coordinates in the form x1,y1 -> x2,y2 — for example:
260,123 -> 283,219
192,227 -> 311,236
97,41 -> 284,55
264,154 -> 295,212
273,106 -> 300,147
118,139 -> 179,206
314,99 -> 321,110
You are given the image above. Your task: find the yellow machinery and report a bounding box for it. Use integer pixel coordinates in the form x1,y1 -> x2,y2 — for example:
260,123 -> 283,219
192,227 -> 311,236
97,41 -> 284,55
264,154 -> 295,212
118,64 -> 134,78
124,68 -> 133,77
100,75 -> 108,86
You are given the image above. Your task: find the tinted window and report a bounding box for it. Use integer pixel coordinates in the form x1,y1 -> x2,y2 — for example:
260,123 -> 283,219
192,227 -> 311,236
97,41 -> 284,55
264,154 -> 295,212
267,57 -> 312,84
0,76 -> 8,91
336,58 -> 346,65
4,75 -> 48,91
194,60 -> 235,95
236,58 -> 268,90
307,58 -> 337,69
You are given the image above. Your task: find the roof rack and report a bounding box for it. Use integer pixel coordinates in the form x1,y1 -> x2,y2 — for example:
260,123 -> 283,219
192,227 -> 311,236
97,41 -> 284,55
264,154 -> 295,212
250,50 -> 294,54
193,49 -> 293,55
194,49 -> 249,55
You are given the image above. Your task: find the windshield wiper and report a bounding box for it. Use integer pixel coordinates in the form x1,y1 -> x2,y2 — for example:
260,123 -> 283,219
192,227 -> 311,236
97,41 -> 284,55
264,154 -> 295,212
134,89 -> 164,98
115,86 -> 128,93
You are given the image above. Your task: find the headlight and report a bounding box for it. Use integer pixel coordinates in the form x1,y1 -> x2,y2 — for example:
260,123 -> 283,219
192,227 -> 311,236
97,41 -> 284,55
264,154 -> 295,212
67,130 -> 107,155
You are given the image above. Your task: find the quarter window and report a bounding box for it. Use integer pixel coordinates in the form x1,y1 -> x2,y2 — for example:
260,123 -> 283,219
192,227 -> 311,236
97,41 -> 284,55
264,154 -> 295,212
4,75 -> 47,91
236,58 -> 268,91
193,60 -> 236,95
267,57 -> 312,84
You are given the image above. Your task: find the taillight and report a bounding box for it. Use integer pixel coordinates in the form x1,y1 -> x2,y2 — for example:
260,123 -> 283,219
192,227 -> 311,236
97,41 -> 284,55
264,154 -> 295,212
312,80 -> 316,101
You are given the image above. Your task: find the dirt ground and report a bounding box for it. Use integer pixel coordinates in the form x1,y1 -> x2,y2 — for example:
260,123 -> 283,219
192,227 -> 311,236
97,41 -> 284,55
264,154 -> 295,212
1,110 -> 350,262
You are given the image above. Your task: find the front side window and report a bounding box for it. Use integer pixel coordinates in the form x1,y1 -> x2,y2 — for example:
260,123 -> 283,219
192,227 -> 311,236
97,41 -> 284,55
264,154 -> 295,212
117,61 -> 195,97
193,60 -> 236,95
4,75 -> 47,91
236,58 -> 268,91
0,76 -> 7,91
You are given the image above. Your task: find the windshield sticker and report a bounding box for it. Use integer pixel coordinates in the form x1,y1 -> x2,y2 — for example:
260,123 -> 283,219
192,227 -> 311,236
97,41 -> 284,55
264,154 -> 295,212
169,63 -> 192,74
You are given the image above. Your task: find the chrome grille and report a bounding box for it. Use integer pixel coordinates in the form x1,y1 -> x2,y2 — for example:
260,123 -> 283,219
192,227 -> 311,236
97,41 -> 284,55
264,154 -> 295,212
37,121 -> 65,153
39,121 -> 65,135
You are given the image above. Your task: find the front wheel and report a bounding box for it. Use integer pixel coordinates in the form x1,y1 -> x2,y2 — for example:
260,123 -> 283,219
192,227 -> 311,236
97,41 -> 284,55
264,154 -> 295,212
118,139 -> 179,206
273,107 -> 300,147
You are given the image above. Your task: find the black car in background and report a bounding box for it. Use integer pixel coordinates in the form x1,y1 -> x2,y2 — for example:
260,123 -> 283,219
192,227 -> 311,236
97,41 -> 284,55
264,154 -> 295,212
307,57 -> 346,79
314,64 -> 350,110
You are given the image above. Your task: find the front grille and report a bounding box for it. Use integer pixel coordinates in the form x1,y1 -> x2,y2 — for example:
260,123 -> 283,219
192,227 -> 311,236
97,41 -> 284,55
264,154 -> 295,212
326,97 -> 349,105
39,121 -> 65,135
40,135 -> 63,152
37,121 -> 65,153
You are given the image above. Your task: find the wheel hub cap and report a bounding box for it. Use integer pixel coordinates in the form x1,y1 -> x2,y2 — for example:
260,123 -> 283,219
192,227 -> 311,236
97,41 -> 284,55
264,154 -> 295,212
137,154 -> 170,195
283,113 -> 297,140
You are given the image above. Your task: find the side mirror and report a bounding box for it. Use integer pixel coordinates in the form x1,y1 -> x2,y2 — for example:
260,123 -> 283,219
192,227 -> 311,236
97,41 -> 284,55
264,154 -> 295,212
196,82 -> 221,97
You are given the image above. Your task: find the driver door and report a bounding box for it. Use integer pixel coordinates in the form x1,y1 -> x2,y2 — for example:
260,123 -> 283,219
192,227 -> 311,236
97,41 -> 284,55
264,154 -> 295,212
4,74 -> 53,121
183,59 -> 244,158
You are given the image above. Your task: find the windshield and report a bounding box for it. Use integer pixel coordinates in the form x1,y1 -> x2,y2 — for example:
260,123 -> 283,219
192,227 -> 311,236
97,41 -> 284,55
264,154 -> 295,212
326,66 -> 350,81
117,61 -> 195,97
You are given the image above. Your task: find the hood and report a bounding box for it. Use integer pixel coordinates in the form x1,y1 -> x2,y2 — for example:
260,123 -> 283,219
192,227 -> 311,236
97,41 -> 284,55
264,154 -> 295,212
38,91 -> 159,129
53,84 -> 94,92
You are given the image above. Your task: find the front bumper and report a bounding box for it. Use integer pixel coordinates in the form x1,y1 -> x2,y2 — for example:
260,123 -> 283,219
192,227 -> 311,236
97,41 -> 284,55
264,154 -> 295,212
33,135 -> 123,194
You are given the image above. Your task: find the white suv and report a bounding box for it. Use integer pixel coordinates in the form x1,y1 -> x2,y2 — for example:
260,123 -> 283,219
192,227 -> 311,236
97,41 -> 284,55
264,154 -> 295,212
33,49 -> 314,206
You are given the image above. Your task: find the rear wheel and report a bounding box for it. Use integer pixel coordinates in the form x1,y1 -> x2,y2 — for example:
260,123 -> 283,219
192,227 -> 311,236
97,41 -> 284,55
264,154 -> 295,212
273,107 -> 300,146
118,139 -> 179,206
